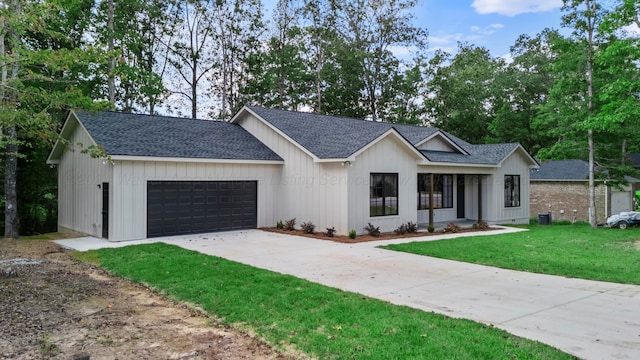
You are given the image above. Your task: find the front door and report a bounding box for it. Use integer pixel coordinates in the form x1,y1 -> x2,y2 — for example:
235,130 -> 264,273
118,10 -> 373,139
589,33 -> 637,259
457,175 -> 465,218
102,182 -> 109,239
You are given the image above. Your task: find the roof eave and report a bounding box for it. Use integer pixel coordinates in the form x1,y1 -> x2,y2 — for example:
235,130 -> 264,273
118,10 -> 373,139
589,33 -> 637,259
418,160 -> 497,168
109,155 -> 285,164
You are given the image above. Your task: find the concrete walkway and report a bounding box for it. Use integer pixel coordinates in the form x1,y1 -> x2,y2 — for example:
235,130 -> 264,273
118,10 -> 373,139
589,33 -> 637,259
55,228 -> 640,360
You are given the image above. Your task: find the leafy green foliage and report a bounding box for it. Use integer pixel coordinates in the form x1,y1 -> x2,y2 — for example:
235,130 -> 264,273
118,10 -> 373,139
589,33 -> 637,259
348,229 -> 357,239
427,43 -> 502,143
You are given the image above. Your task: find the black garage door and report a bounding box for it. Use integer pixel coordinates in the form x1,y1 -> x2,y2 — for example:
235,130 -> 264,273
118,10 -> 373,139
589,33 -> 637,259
147,181 -> 257,238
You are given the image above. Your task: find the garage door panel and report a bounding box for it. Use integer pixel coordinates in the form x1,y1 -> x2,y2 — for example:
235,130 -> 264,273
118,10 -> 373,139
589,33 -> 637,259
147,181 -> 257,238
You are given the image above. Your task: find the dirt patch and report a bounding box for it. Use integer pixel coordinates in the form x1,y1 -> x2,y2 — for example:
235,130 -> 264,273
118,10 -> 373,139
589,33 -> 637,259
0,239 -> 297,360
260,226 -> 498,244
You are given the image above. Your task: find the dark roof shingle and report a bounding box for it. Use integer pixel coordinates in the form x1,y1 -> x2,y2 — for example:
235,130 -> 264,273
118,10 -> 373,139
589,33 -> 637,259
531,160 -> 590,180
246,105 -> 519,165
77,111 -> 282,161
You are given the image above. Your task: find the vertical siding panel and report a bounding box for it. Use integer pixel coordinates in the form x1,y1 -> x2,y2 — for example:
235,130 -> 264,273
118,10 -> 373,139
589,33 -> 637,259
57,120 -> 112,238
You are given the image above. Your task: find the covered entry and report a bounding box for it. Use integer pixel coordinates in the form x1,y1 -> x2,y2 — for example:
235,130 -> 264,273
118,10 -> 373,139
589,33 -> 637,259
147,180 -> 257,238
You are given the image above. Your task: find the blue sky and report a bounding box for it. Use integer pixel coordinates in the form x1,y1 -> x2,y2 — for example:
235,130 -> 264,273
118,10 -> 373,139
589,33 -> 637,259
415,0 -> 564,57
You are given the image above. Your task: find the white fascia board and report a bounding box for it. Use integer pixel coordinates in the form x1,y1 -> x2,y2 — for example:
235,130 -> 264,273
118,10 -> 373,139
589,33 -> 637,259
349,128 -> 424,161
46,110 -> 100,164
418,160 -> 496,168
231,106 -> 320,162
109,155 -> 284,165
414,131 -> 469,155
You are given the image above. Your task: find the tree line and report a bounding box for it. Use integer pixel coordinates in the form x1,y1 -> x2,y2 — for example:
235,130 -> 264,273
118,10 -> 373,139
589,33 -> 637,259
1,0 -> 639,236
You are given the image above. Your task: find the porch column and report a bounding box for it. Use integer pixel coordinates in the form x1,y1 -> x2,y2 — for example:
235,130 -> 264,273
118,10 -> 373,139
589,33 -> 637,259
429,173 -> 434,227
477,175 -> 482,222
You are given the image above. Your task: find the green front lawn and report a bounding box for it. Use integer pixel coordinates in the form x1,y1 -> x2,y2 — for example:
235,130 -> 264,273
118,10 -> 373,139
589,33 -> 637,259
95,243 -> 572,359
383,223 -> 640,285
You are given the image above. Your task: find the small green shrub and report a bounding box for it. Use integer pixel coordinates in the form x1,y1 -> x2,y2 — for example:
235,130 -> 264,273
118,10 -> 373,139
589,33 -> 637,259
301,221 -> 315,234
472,221 -> 489,230
283,218 -> 296,231
324,227 -> 336,237
365,223 -> 381,237
427,225 -> 435,233
444,222 -> 460,233
394,224 -> 407,235
348,230 -> 357,239
276,220 -> 284,229
406,221 -> 418,233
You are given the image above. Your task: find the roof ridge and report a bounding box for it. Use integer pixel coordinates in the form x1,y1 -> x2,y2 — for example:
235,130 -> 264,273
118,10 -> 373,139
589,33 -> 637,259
76,110 -> 228,124
247,104 -> 435,129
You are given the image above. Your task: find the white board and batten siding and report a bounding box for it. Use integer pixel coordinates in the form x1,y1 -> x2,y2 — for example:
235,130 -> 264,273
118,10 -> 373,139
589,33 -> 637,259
348,135 -> 420,234
212,113 -> 351,234
416,135 -> 456,152
57,120 -> 113,238
488,150 -> 531,224
110,160 -> 282,241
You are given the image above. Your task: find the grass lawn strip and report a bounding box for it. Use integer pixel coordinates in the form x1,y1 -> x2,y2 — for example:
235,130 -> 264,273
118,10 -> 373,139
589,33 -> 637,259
96,243 -> 572,359
383,223 -> 640,285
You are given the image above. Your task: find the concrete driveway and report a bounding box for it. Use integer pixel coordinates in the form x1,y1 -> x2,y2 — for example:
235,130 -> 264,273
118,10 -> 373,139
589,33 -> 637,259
56,228 -> 640,360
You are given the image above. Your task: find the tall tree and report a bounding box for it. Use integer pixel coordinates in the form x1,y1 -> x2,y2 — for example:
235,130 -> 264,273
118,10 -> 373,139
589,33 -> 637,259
208,0 -> 264,118
489,29 -> 558,154
1,0 -> 109,238
336,0 -> 427,121
240,0 -> 312,110
165,0 -> 217,118
549,0 -> 606,228
94,0 -> 173,113
426,43 -> 502,143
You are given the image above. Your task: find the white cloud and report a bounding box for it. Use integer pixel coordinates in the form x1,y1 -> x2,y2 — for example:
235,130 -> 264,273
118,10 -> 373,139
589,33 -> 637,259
470,23 -> 504,35
429,33 -> 464,45
472,0 -> 562,16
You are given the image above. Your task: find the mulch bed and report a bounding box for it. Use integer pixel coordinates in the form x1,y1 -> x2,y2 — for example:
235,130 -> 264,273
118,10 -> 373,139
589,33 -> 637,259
260,226 -> 498,244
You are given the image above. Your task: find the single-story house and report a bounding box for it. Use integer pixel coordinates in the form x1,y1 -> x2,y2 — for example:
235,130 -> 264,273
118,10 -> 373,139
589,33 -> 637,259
530,159 -> 638,223
47,105 -> 538,241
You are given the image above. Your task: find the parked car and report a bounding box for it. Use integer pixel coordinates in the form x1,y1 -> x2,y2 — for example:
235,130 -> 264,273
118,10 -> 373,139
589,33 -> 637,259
606,211 -> 640,229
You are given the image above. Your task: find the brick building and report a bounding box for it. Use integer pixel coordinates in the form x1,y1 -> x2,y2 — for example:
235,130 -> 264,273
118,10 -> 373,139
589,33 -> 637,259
530,160 -> 636,224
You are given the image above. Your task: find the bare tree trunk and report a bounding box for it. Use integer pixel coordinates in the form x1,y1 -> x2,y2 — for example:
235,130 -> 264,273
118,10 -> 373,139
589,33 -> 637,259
107,0 -> 116,105
191,62 -> 197,118
586,0 -> 597,228
3,1 -> 20,238
4,125 -> 18,239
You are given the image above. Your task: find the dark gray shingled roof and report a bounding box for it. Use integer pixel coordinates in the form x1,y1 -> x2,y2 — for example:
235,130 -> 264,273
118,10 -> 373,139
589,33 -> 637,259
246,105 -> 437,159
246,105 -> 519,165
531,160 -> 590,180
421,143 -> 519,165
532,159 -> 638,182
76,111 -> 283,161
